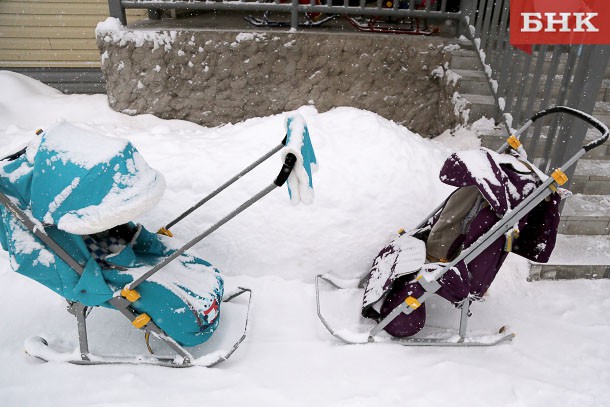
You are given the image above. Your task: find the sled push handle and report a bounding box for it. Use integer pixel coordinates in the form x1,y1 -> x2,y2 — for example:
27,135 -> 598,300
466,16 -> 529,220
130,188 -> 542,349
128,152 -> 297,290
159,135 -> 288,235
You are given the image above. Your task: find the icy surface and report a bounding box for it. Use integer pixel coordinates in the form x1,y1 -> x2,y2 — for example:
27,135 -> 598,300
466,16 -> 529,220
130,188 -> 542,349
0,71 -> 609,407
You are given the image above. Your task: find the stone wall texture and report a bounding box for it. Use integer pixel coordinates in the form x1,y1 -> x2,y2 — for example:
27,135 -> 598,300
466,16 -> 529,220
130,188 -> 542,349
97,27 -> 462,136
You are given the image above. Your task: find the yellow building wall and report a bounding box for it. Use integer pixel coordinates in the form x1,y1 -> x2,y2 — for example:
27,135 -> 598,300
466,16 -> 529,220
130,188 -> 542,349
0,0 -> 146,68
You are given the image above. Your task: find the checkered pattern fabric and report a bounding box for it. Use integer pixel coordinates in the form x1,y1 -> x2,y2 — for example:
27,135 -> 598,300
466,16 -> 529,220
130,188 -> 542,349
84,234 -> 128,260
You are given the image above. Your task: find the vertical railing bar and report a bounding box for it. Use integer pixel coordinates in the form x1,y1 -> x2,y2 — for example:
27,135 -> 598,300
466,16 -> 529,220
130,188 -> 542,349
457,0 -> 474,37
495,43 -> 513,100
440,0 -> 447,13
484,0 -> 503,68
511,51 -> 533,126
544,46 -> 579,167
503,50 -> 523,118
493,0 -> 512,99
290,0 -> 298,30
494,1 -> 511,85
475,0 -> 485,34
523,45 -> 548,143
530,46 -> 562,172
108,0 -> 127,25
480,0 -> 495,51
486,0 -> 505,56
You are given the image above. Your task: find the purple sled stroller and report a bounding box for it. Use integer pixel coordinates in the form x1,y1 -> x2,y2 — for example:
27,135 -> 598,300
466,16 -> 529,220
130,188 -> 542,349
316,106 -> 610,346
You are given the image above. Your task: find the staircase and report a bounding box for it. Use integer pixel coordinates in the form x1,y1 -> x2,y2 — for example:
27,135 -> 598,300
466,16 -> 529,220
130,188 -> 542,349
448,43 -> 610,280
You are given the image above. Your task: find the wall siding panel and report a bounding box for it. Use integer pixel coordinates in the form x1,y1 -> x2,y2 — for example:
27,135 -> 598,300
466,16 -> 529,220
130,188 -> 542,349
0,0 -> 146,68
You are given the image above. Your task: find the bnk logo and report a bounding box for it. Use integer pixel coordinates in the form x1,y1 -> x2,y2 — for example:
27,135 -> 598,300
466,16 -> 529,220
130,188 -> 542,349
510,0 -> 610,50
521,12 -> 599,33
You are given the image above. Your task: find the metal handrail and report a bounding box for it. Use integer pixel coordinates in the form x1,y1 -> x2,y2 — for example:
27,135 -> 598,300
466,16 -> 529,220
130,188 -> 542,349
108,0 -> 462,28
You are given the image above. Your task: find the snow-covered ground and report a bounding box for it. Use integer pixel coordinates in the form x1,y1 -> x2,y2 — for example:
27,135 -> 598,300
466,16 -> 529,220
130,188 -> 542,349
0,71 -> 609,407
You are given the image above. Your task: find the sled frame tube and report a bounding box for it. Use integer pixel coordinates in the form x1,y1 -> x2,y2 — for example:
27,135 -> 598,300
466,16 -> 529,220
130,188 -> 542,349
163,140 -> 285,231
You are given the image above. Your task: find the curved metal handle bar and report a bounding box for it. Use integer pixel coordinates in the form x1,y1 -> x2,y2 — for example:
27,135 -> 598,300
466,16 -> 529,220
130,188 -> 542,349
527,106 -> 609,152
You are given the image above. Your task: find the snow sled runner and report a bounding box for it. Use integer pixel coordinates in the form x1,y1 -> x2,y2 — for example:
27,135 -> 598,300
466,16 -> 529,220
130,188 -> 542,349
316,106 -> 609,346
0,114 -> 317,367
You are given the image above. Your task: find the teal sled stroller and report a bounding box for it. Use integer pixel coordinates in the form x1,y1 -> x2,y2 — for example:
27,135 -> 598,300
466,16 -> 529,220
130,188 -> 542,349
0,115 -> 316,367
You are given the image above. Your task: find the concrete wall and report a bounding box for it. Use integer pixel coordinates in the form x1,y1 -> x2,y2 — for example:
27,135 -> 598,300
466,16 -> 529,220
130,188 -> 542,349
97,24 -> 463,136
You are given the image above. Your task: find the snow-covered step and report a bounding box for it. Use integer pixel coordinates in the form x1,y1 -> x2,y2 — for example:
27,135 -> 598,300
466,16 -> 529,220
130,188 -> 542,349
456,37 -> 474,50
451,69 -> 491,95
449,49 -> 480,70
528,234 -> 610,280
459,93 -> 495,122
571,160 -> 610,195
560,194 -> 610,235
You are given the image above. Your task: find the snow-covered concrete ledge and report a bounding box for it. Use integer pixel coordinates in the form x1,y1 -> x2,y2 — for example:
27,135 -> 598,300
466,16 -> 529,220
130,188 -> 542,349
96,18 -> 464,136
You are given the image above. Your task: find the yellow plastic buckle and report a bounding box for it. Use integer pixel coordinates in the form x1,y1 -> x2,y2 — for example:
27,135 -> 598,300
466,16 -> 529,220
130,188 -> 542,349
405,296 -> 421,310
507,135 -> 522,150
398,228 -> 406,236
551,169 -> 568,186
157,227 -> 173,237
121,288 -> 141,303
132,313 -> 151,329
35,129 -> 44,135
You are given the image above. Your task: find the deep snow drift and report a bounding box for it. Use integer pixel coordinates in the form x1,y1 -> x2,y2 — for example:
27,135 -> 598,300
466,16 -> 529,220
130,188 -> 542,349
0,71 -> 609,407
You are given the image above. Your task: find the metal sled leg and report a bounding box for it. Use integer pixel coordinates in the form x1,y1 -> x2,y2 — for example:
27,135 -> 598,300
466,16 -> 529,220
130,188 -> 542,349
316,274 -> 516,347
24,288 -> 253,367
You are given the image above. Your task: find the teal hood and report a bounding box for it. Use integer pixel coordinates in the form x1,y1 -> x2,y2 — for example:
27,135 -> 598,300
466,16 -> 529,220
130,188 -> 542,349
1,121 -> 165,234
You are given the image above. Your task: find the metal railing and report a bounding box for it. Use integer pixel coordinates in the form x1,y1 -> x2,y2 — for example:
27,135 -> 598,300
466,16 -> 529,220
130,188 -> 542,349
108,0 -> 462,28
461,0 -> 610,174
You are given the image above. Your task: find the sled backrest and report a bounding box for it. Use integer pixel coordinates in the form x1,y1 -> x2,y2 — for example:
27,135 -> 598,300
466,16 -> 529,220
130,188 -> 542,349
425,185 -> 484,263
